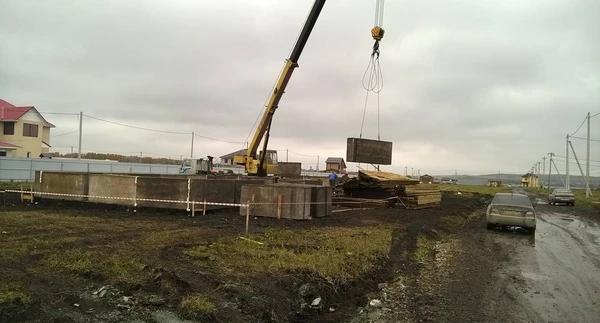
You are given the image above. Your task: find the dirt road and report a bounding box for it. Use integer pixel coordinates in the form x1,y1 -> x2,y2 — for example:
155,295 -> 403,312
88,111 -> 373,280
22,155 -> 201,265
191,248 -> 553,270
485,198 -> 600,323
351,192 -> 600,323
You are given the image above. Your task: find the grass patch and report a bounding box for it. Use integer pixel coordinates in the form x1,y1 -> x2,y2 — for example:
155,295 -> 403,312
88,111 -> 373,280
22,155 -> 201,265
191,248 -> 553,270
439,184 -> 512,195
526,187 -> 600,209
411,234 -> 437,262
45,248 -> 147,284
185,227 -> 394,283
443,215 -> 468,231
0,181 -> 30,190
0,282 -> 31,305
180,294 -> 216,319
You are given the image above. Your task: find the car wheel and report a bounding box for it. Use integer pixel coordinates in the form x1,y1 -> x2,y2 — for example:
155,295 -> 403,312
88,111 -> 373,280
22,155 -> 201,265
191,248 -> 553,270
529,226 -> 536,234
571,202 -> 575,206
487,223 -> 494,230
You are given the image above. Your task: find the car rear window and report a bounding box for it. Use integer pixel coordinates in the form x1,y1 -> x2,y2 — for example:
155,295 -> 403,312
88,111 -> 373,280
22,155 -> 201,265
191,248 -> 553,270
492,194 -> 532,207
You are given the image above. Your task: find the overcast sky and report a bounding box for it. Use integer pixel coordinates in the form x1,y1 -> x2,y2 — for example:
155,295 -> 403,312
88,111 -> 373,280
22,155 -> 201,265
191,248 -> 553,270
1,0 -> 599,175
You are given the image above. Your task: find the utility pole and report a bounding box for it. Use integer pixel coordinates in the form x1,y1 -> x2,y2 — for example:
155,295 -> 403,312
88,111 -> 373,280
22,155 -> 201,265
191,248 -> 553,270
566,134 -> 570,189
570,141 -> 590,194
586,112 -> 591,197
190,132 -> 195,158
286,149 -> 289,162
542,156 -> 546,189
404,166 -> 407,176
78,111 -> 83,160
548,153 -> 554,191
411,167 -> 414,177
70,146 -> 73,155
140,152 -> 143,163
317,155 -> 319,171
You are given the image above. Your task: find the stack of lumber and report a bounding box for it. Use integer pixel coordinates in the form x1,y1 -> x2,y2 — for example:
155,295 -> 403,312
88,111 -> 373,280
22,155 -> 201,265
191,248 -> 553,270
332,196 -> 394,209
343,170 -> 420,191
397,184 -> 442,209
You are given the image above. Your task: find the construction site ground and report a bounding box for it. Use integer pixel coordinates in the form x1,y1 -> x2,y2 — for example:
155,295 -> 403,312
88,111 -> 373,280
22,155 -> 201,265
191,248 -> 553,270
1,188 -> 599,323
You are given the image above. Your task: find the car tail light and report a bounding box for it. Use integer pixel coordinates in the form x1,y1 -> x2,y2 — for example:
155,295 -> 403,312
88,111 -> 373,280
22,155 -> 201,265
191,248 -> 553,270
525,211 -> 535,217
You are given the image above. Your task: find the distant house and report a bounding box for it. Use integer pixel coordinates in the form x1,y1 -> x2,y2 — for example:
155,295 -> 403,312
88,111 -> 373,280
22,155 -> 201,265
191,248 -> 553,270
219,149 -> 247,166
0,99 -> 55,158
489,180 -> 502,187
420,174 -> 435,184
325,157 -> 346,173
521,173 -> 539,188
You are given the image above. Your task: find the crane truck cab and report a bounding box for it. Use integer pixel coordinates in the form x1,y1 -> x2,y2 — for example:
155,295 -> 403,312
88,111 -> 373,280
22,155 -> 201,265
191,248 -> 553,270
179,156 -> 215,175
233,150 -> 278,176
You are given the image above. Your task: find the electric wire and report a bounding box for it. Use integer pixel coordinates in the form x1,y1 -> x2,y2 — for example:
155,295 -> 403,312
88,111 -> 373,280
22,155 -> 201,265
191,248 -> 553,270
570,135 -> 600,142
570,116 -> 587,136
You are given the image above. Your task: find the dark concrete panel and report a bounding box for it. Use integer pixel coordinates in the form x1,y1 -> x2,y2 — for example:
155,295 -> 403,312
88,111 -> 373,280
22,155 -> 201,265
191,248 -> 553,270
276,162 -> 302,178
136,177 -> 189,210
40,172 -> 88,201
346,137 -> 393,165
240,184 -> 312,220
88,174 -> 136,205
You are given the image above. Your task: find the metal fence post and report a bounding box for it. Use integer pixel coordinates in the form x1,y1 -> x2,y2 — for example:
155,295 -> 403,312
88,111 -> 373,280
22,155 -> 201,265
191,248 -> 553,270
30,159 -> 33,182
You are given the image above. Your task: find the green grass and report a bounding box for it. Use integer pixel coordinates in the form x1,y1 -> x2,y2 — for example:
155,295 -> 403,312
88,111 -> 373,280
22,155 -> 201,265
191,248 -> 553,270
0,181 -> 31,190
439,184 -> 512,195
184,227 -> 394,283
180,294 -> 216,319
0,282 -> 31,305
411,234 -> 437,262
525,187 -> 600,209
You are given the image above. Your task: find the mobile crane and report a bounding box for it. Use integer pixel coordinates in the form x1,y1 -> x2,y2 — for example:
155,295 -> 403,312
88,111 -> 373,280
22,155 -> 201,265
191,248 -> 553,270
233,0 -> 385,176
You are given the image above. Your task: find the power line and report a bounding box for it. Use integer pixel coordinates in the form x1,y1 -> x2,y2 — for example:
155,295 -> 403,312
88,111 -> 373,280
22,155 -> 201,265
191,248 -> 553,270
287,150 -> 318,158
570,116 -> 587,136
84,114 -> 244,143
193,133 -> 244,144
51,130 -> 79,138
83,114 -> 189,135
571,135 -> 600,142
39,111 -> 80,116
590,112 -> 600,118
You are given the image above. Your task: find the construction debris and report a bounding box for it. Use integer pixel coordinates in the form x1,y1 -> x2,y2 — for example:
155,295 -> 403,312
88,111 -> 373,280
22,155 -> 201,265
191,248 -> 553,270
340,171 -> 441,209
397,184 -> 442,209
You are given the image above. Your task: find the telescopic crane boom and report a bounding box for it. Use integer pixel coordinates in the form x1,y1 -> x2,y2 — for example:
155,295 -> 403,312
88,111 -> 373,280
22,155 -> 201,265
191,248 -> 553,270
234,0 -> 326,176
234,0 -> 385,176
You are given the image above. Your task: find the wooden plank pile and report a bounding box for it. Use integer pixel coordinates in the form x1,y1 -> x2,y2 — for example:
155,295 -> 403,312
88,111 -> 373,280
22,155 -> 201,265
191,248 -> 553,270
332,196 -> 394,209
339,170 -> 442,209
397,184 -> 442,209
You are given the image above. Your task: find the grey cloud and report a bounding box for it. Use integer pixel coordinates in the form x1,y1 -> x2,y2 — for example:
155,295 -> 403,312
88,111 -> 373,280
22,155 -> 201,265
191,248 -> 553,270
1,0 -> 599,174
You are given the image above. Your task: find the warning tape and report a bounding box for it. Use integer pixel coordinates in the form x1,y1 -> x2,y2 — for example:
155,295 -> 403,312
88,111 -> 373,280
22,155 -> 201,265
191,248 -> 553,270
3,190 -> 249,208
3,190 -> 393,207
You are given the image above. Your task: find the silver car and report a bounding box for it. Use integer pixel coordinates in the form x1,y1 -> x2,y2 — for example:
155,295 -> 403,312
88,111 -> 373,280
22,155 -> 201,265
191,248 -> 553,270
486,193 -> 536,234
548,188 -> 575,206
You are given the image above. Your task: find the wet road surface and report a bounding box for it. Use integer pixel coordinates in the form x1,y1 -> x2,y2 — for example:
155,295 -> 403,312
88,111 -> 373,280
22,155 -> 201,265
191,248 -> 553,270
486,200 -> 600,323
349,193 -> 600,323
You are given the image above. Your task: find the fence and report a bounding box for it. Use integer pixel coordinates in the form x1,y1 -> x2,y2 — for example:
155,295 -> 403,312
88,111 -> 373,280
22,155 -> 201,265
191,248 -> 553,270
0,157 -> 333,182
0,157 -> 181,181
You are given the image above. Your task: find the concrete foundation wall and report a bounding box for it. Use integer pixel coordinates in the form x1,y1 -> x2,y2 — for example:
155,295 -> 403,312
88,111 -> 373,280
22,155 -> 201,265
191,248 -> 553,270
36,171 -> 275,211
88,174 -> 136,205
40,172 -> 88,201
136,177 -> 190,209
346,137 -> 393,165
240,183 -> 332,220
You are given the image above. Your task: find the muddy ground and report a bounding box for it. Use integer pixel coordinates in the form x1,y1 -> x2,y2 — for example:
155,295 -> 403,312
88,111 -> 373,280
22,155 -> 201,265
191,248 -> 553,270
2,189 -> 598,323
351,189 -> 600,323
0,190 -> 488,323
